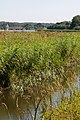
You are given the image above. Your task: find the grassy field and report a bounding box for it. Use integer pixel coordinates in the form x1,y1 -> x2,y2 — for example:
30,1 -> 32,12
0,31 -> 80,119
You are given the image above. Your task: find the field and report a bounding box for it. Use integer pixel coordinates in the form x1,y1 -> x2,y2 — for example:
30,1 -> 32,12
0,31 -> 80,120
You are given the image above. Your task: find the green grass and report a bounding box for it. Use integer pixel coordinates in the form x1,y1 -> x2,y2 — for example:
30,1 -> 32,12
0,31 -> 80,119
0,31 -> 80,90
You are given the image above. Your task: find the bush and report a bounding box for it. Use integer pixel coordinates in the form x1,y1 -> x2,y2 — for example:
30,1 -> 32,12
74,26 -> 80,30
42,92 -> 80,120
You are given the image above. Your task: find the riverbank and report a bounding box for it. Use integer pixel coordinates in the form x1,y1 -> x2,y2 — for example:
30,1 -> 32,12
0,31 -> 80,119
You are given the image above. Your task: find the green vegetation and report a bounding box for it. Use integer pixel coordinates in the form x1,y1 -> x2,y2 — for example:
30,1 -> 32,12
71,15 -> 80,29
0,15 -> 80,31
41,92 -> 80,120
0,31 -> 80,119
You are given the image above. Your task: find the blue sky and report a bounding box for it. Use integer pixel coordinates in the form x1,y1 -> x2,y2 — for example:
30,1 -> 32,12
0,0 -> 80,23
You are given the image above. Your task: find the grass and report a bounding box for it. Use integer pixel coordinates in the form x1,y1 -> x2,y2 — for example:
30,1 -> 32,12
42,91 -> 80,120
0,31 -> 80,119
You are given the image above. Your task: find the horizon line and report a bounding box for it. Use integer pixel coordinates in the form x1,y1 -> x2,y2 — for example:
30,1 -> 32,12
0,19 -> 71,24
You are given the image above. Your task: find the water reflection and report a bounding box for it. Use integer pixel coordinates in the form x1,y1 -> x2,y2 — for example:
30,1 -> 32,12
0,89 -> 34,120
0,90 -> 17,120
0,78 -> 80,120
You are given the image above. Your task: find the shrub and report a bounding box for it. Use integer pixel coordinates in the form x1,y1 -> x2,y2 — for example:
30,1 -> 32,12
42,92 -> 80,120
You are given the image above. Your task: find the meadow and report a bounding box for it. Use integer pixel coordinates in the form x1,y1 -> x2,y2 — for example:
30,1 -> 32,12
0,31 -> 80,120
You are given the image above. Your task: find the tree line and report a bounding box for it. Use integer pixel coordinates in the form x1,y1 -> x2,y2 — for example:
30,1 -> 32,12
0,15 -> 80,30
47,15 -> 80,30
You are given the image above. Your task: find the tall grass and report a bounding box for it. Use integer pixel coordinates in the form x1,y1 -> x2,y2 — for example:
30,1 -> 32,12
0,31 -> 80,119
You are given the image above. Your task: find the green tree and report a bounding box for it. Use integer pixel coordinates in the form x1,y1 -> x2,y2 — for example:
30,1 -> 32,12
71,15 -> 80,28
34,23 -> 44,30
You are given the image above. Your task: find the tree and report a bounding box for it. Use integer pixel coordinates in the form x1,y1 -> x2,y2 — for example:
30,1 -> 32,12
24,24 -> 34,30
47,21 -> 71,30
34,23 -> 44,30
71,15 -> 80,28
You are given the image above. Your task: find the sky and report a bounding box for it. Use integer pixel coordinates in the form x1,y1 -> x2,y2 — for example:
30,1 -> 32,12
0,0 -> 80,23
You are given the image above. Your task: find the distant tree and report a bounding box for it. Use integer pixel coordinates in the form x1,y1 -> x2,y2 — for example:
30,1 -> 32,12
34,23 -> 44,30
73,26 -> 80,30
47,21 -> 71,29
71,15 -> 80,28
24,24 -> 33,30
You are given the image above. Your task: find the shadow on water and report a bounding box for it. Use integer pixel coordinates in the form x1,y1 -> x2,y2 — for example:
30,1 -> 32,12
0,89 -> 17,120
0,77 -> 80,120
0,88 -> 34,120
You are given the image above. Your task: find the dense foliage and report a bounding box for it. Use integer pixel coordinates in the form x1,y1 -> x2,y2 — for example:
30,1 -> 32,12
0,15 -> 80,30
71,15 -> 80,29
0,31 -> 80,120
42,92 -> 80,120
0,32 -> 80,89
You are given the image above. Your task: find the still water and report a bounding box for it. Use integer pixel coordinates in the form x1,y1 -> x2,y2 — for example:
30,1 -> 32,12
0,77 -> 80,120
0,89 -> 35,120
